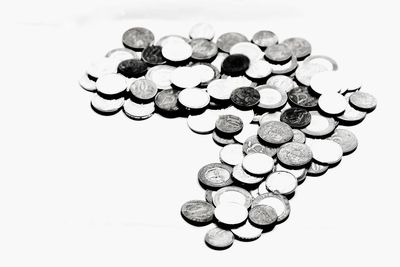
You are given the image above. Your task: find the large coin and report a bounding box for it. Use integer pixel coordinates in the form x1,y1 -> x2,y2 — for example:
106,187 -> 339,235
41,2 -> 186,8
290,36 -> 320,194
277,142 -> 313,167
204,227 -> 234,249
266,75 -> 298,93
282,37 -> 312,60
252,193 -> 290,222
256,85 -> 287,110
280,107 -> 311,129
122,27 -> 155,50
328,128 -> 358,155
288,86 -> 319,109
252,30 -> 278,48
232,164 -> 265,185
301,111 -> 337,137
190,38 -> 218,60
118,59 -> 148,78
213,186 -> 253,209
198,163 -> 233,188
214,202 -> 248,226
264,43 -> 292,63
349,91 -> 377,111
181,200 -> 214,225
221,54 -> 250,76
230,87 -> 260,109
258,121 -> 293,145
129,79 -> 158,101
217,32 -> 248,53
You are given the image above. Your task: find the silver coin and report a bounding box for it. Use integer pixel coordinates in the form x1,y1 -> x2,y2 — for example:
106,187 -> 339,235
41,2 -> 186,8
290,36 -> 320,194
123,99 -> 155,120
328,128 -> 358,154
219,144 -> 244,166
275,163 -> 307,183
190,62 -> 220,87
259,111 -> 282,125
301,111 -> 337,137
79,74 -> 97,92
122,27 -> 155,50
190,38 -> 218,61
198,163 -> 233,188
266,75 -> 298,93
349,91 -> 377,111
277,142 -> 313,167
258,121 -> 293,145
145,65 -> 176,90
307,161 -> 329,175
252,30 -> 278,48
303,55 -> 338,71
96,73 -> 127,96
86,57 -> 119,80
337,97 -> 367,123
270,56 -> 298,75
234,124 -> 259,144
258,181 -> 268,195
295,62 -> 330,86
129,79 -> 158,100
318,92 -> 347,115
242,135 -> 278,157
292,129 -> 306,143
178,88 -> 210,110
213,186 -> 253,209
308,139 -> 343,165
189,23 -> 215,40
170,67 -> 201,89
187,109 -> 218,134
162,40 -> 192,62
91,94 -> 124,114
248,204 -> 278,227
230,42 -> 264,61
265,171 -> 297,195
214,202 -> 248,226
282,37 -> 312,60
265,43 -> 292,63
256,85 -> 288,110
204,227 -> 234,249
216,32 -> 248,53
252,193 -> 290,222
242,153 -> 274,176
232,164 -> 265,185
181,200 -> 214,224
231,220 -> 263,241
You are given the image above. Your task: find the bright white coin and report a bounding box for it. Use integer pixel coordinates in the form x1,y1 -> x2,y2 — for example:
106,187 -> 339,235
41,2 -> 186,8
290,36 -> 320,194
219,144 -> 244,166
231,221 -> 263,240
207,79 -> 231,100
191,64 -> 215,83
79,74 -> 97,92
86,57 -> 119,79
123,99 -> 155,119
242,153 -> 274,176
213,186 -> 252,208
230,42 -> 264,61
178,88 -> 210,109
275,163 -> 307,182
187,109 -> 218,134
310,71 -> 346,94
309,139 -> 343,164
214,202 -> 248,225
189,22 -> 215,40
105,48 -> 139,63
234,124 -> 259,143
170,67 -> 201,88
266,75 -> 297,93
219,106 -> 254,125
162,40 -> 192,62
211,52 -> 229,72
318,92 -> 347,115
265,171 -> 298,195
257,86 -> 287,109
145,65 -> 175,90
95,73 -> 127,96
302,111 -> 337,137
259,111 -> 282,125
91,94 -> 124,113
245,59 -> 272,79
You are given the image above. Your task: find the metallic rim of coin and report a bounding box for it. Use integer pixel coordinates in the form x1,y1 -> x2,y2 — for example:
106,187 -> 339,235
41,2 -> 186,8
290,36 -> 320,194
252,30 -> 278,48
280,107 -> 312,129
219,144 -> 244,166
190,62 -> 220,87
301,111 -> 337,137
277,142 -> 313,168
187,110 -> 218,134
349,91 -> 377,111
251,193 -> 290,222
282,37 -> 312,60
248,204 -> 278,227
178,88 -> 210,110
265,171 -> 298,195
232,164 -> 265,185
145,65 -> 176,90
288,86 -> 319,109
256,85 -> 288,110
242,135 -> 278,157
214,202 -> 248,226
242,153 -> 274,176
129,79 -> 158,100
204,227 -> 234,249
216,32 -> 249,53
215,115 -> 244,135
180,200 -> 215,224
264,43 -> 292,63
231,221 -> 263,240
189,22 -> 215,40
230,42 -> 264,61
190,38 -> 218,61
212,131 -> 236,146
270,56 -> 298,75
230,87 -> 261,109
266,75 -> 298,93
303,55 -> 338,71
91,94 -> 124,114
198,163 -> 233,188
141,45 -> 166,65
327,128 -> 358,154
213,186 -> 253,209
123,99 -> 155,120
79,74 -> 97,92
308,139 -> 343,165
154,89 -> 180,113
292,129 -> 306,143
258,121 -> 294,145
122,27 -> 155,50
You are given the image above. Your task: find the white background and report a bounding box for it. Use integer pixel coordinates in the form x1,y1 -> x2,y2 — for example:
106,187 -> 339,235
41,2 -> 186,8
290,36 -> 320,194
0,0 -> 399,266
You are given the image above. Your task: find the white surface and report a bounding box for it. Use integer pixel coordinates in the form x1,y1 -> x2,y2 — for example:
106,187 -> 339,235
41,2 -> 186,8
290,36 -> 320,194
0,0 -> 398,266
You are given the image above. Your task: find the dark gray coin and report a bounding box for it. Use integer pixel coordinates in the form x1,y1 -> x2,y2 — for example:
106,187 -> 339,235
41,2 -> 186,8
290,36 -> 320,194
280,107 -> 311,129
154,89 -> 181,113
249,204 -> 278,227
252,30 -> 278,48
230,87 -> 260,109
181,200 -> 214,224
328,128 -> 358,154
190,38 -> 218,60
205,227 -> 234,249
212,131 -> 236,146
292,129 -> 306,143
217,32 -> 248,53
215,115 -> 243,136
141,45 -> 166,65
205,190 -> 214,204
349,91 -> 377,111
122,27 -> 154,50
198,163 -> 233,188
282,37 -> 312,60
242,135 -> 278,157
258,121 -> 293,145
251,193 -> 290,222
129,79 -> 158,100
288,86 -> 319,109
264,43 -> 292,63
118,59 -> 148,78
221,54 -> 250,76
277,142 -> 313,167
308,161 -> 329,176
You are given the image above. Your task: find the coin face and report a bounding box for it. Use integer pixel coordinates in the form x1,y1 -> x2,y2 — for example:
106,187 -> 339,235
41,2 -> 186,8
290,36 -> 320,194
154,89 -> 180,113
295,62 -> 329,86
91,94 -> 124,114
170,67 -> 201,89
123,99 -> 155,120
259,111 -> 282,125
270,56 -> 298,75
266,75 -> 298,93
245,59 -> 272,79
141,45 -> 166,65
129,79 -> 158,100
234,124 -> 259,144
122,27 -> 155,50
349,91 -> 377,111
258,121 -> 293,145
303,55 -> 338,71
217,32 -> 248,53
178,88 -> 210,110
266,171 -> 297,195
264,43 -> 292,63
280,107 -> 311,129
230,42 -> 264,61
252,193 -> 290,222
105,47 -> 140,62
242,135 -> 278,157
275,163 -> 307,182
213,186 -> 253,209
288,86 -> 319,109
204,227 -> 234,249
277,142 -> 313,167
252,30 -> 278,48
190,62 -> 220,87
190,39 -> 218,60
337,98 -> 367,124
146,65 -> 175,90
256,85 -> 288,110
189,23 -> 215,40
249,204 -> 278,227
219,144 -> 244,166
230,87 -> 260,109
221,54 -> 250,76
301,111 -> 337,137
181,200 -> 214,224
308,139 -> 343,164
242,153 -> 274,176
215,115 -> 243,135
232,164 -> 265,185
79,74 -> 97,92
118,59 -> 148,78
310,71 -> 345,95
162,40 -> 192,62
187,110 -> 218,134
328,128 -> 358,154
214,202 -> 248,226
198,163 -> 233,188
282,37 -> 312,60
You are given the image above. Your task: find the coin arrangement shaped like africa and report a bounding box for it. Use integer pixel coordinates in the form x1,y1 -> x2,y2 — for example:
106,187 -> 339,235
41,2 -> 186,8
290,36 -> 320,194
80,23 -> 377,250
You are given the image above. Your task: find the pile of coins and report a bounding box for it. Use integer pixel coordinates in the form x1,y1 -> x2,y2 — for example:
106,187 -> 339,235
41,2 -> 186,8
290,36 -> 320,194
79,23 -> 377,250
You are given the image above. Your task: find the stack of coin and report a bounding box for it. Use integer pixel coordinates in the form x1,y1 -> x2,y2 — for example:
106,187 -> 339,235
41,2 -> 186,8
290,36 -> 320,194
79,23 -> 377,249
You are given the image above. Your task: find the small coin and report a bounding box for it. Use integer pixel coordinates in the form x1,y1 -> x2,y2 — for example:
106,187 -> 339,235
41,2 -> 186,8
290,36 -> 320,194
122,27 -> 154,50
232,164 -> 265,185
212,131 -> 236,146
280,107 -> 311,129
349,91 -> 377,111
234,124 -> 259,144
178,88 -> 210,110
79,74 -> 97,92
129,79 -> 158,100
282,37 -> 312,60
221,54 -> 250,76
308,139 -> 343,165
189,23 -> 215,40
162,40 -> 192,62
170,67 -> 201,89
190,62 -> 220,87
214,202 -> 248,226
215,115 -> 243,136
270,56 -> 298,75
219,144 -> 244,166
198,163 -> 233,188
256,85 -> 287,110
242,153 -> 274,176
248,204 -> 278,227
123,99 -> 155,120
156,35 -> 189,47
217,32 -> 248,53
245,59 -> 272,79
141,45 -> 166,65
145,65 -> 176,90
231,220 -> 263,241
295,62 -> 329,86
288,86 -> 319,109
277,142 -> 313,168
230,87 -> 260,109
303,55 -> 338,71
266,75 -> 298,93
213,186 -> 253,209
204,227 -> 234,249
252,30 -> 278,48
275,163 -> 307,182
251,193 -> 290,222
95,73 -> 127,97
265,171 -> 297,196
264,43 -> 292,63
187,109 -> 219,134
190,38 -> 218,61
242,135 -> 278,157
86,57 -> 119,80
118,59 -> 148,78
259,111 -> 282,125
91,94 -> 124,114
154,89 -> 180,113
310,71 -> 345,95
307,161 -> 329,176
105,47 -> 140,62
328,128 -> 358,154
292,129 -> 306,143
318,92 -> 347,115
258,121 -> 293,145
230,42 -> 264,61
301,111 -> 337,137
181,200 -> 214,224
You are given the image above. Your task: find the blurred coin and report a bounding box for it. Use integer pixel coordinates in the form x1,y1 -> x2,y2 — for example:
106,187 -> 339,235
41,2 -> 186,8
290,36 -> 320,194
259,111 -> 282,125
307,161 -> 329,176
318,92 -> 347,115
118,59 -> 148,78
96,73 -> 127,97
303,55 -> 338,71
162,40 -> 192,62
257,181 -> 268,196
146,65 -> 175,90
256,85 -> 287,110
349,91 -> 377,111
242,153 -> 274,176
328,128 -> 358,155
252,30 -> 278,48
156,35 -> 189,47
232,164 -> 264,185
264,43 -> 292,63
204,227 -> 234,249
265,171 -> 297,195
178,88 -> 210,109
219,144 -> 244,166
245,59 -> 272,79
86,57 -> 119,80
170,67 -> 201,88
214,202 -> 248,226
234,124 -> 259,144
258,121 -> 293,145
295,62 -> 329,86
181,200 -> 214,225
309,139 -> 343,164
190,38 -> 218,61
215,115 -> 243,136
187,109 -> 219,134
123,99 -> 155,120
270,56 -> 298,75
205,190 -> 215,204
217,32 -> 248,53
248,204 -> 278,228
231,220 -> 263,241
219,105 -> 255,125
266,75 -> 297,93
301,111 -> 337,137
288,86 -> 319,110
242,135 -> 278,157
230,42 -> 264,61
280,107 -> 311,128
275,163 -> 307,183
282,37 -> 312,60
198,163 -> 233,189
105,47 -> 140,62
292,129 -> 306,143
213,186 -> 252,209
212,131 -> 236,146
129,79 -> 158,101
222,54 -> 250,76
79,74 -> 97,92
277,142 -> 313,168
230,87 -> 260,109
141,45 -> 166,65
154,89 -> 180,113
211,52 -> 229,72
91,94 -> 124,114
122,27 -> 154,50
190,63 -> 220,87
189,23 -> 215,40
337,98 -> 366,124
251,193 -> 290,222
310,71 -> 345,95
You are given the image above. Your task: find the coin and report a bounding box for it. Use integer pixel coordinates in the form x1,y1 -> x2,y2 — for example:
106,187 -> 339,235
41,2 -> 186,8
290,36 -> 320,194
242,153 -> 274,176
204,227 -> 234,249
154,89 -> 180,113
95,73 -> 127,97
230,42 -> 264,61
219,144 -> 244,166
141,45 -> 166,65
259,111 -> 282,125
265,171 -> 297,196
264,43 -> 292,63
256,85 -> 287,110
170,67 -> 201,89
231,220 -> 263,240
217,32 -> 248,53
181,200 -> 214,224
245,59 -> 272,79
307,161 -> 329,176
230,87 -> 260,109
280,107 -> 311,129
292,129 -> 306,143
266,75 -> 298,93
251,193 -> 290,222
282,37 -> 312,60
328,128 -> 358,154
318,92 -> 347,115
248,204 -> 278,227
349,91 -> 377,111
91,94 -> 124,114
189,23 -> 215,40
86,57 -> 119,80
206,79 -> 231,101
308,139 -> 343,165
211,52 -> 229,72
288,86 -> 319,109
190,38 -> 218,61
205,190 -> 215,204
303,55 -> 338,71
277,142 -> 313,168
234,124 -> 259,144
145,65 -> 175,90
156,35 -> 189,47
301,111 -> 337,137
187,109 -> 219,134
215,115 -> 243,136
252,30 -> 278,48
123,99 -> 155,120
214,202 -> 248,226
232,164 -> 265,185
122,27 -> 154,50
129,79 -> 158,101
118,59 -> 148,78
295,62 -> 329,86
275,163 -> 307,182
258,121 -> 293,145
162,40 -> 192,62
218,105 -> 254,125
178,88 -> 210,110
198,163 -> 233,189
105,47 -> 140,62
190,62 -> 220,88
242,135 -> 278,157
221,54 -> 250,76
270,56 -> 298,75
79,74 -> 97,92
212,131 -> 236,146
310,71 -> 345,95
213,186 -> 253,209
337,99 -> 367,124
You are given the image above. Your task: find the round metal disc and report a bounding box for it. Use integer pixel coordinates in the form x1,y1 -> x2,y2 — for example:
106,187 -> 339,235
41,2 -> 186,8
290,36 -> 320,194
232,164 -> 265,185
266,75 -> 298,93
198,163 -> 233,189
258,121 -> 293,145
277,142 -> 313,168
219,144 -> 244,166
178,88 -> 210,110
187,110 -> 218,134
213,186 -> 253,209
265,171 -> 298,195
91,94 -> 124,114
242,153 -> 274,176
349,91 -> 377,111
248,204 -> 278,227
252,193 -> 290,222
301,111 -> 337,137
189,23 -> 215,40
328,128 -> 358,154
231,221 -> 263,241
256,85 -> 288,110
318,92 -> 347,115
181,200 -> 214,224
214,202 -> 248,226
308,139 -> 343,164
204,227 -> 234,249
123,99 -> 155,120
217,32 -> 248,53
145,65 -> 175,90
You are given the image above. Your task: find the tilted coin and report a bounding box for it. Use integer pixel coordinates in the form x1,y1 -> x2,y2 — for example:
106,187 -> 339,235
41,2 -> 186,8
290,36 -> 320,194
156,35 -> 189,47
259,111 -> 282,125
154,89 -> 180,113
190,38 -> 218,61
232,164 -> 265,185
277,142 -> 313,168
242,135 -> 278,157
214,202 -> 248,226
190,62 -> 220,87
123,99 -> 155,120
308,139 -> 343,165
198,163 -> 233,189
221,54 -> 250,76
231,220 -> 263,241
301,111 -> 337,137
264,43 -> 292,63
248,204 -> 278,227
212,131 -> 236,146
270,56 -> 298,75
252,30 -> 278,48
217,32 -> 248,53
187,109 -> 219,134
181,200 -> 214,224
91,94 -> 124,114
230,87 -> 260,109
251,193 -> 290,222
258,121 -> 293,145
178,88 -> 210,110
256,85 -> 288,110
282,37 -> 312,60
213,186 -> 253,209
204,227 -> 234,249
337,96 -> 367,124
242,153 -> 274,176
318,92 -> 347,115
230,42 -> 264,61
328,128 -> 358,154
234,123 -> 259,144
141,45 -> 166,65
215,115 -> 243,136
280,107 -> 311,129
145,65 -> 175,90
349,91 -> 377,111
86,57 -> 119,80
189,22 -> 215,40
245,59 -> 272,79
105,47 -> 140,62
170,66 -> 201,89
205,190 -> 215,204
95,73 -> 127,97
129,79 -> 158,101
295,62 -> 329,86
310,71 -> 346,95
265,171 -> 297,195
266,75 -> 298,93
219,144 -> 244,166
275,163 -> 307,182
122,27 -> 154,50
307,161 -> 329,176
161,40 -> 192,62
118,59 -> 148,78
288,86 -> 319,110
79,74 -> 97,92
303,55 -> 338,71
292,129 -> 306,143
